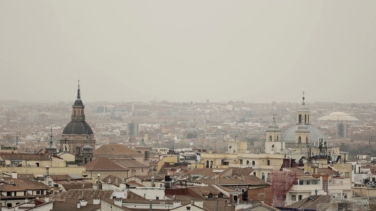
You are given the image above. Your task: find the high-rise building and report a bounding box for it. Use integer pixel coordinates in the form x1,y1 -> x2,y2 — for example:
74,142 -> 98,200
128,122 -> 139,137
337,122 -> 347,138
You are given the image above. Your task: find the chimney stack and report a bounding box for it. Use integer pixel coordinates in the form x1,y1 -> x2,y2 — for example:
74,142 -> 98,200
46,166 -> 50,177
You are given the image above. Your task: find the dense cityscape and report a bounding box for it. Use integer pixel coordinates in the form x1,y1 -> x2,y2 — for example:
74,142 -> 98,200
2,1 -> 376,211
0,85 -> 376,210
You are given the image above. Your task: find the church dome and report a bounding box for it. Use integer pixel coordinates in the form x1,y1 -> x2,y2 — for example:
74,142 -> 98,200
266,123 -> 280,132
317,112 -> 358,121
281,124 -> 325,143
62,120 -> 94,135
74,99 -> 84,107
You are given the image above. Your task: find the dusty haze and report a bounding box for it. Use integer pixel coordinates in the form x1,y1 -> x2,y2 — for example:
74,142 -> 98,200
0,1 -> 375,103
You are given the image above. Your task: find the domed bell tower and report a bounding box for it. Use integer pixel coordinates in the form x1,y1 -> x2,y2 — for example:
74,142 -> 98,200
295,92 -> 310,144
60,81 -> 96,165
265,116 -> 284,154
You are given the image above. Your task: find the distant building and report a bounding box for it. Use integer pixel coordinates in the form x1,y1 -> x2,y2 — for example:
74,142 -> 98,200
337,122 -> 348,138
128,122 -> 139,137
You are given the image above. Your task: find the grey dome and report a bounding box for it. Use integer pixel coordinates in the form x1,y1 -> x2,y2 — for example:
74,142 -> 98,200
83,144 -> 93,151
63,121 -> 94,135
74,99 -> 84,107
281,124 -> 325,143
266,123 -> 280,132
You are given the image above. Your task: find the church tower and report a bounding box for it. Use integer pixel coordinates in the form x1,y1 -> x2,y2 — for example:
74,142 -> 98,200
45,127 -> 57,155
81,136 -> 93,165
265,116 -> 284,154
60,81 -> 96,165
295,92 -> 310,144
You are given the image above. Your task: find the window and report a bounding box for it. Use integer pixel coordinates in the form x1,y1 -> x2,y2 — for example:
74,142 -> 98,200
298,136 -> 301,144
298,195 -> 302,200
208,193 -> 213,198
267,160 -> 270,165
186,206 -> 191,211
291,195 -> 296,201
156,197 -> 159,200
345,172 -> 350,178
306,137 -> 308,143
36,190 -> 40,195
7,192 -> 11,196
299,180 -> 304,185
269,136 -> 272,142
252,161 -> 255,166
323,181 -> 328,192
253,172 -> 256,176
246,160 -> 249,165
261,173 -> 265,181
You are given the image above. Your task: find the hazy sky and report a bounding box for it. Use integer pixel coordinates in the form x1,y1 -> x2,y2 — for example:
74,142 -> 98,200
1,1 -> 375,103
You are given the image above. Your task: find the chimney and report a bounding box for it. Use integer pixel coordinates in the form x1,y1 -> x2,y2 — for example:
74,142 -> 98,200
80,199 -> 87,207
77,202 -> 81,209
151,176 -> 155,187
46,165 -> 50,177
11,171 -> 17,179
45,197 -> 50,203
93,199 -> 100,205
114,198 -> 122,207
97,174 -> 102,190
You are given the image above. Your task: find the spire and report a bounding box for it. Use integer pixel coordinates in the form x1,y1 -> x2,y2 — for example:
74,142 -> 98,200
302,91 -> 305,106
77,80 -> 81,99
49,127 -> 53,148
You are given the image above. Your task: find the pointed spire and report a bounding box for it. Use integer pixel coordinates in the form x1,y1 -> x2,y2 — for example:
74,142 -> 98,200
77,80 -> 81,99
302,91 -> 305,106
49,127 -> 53,148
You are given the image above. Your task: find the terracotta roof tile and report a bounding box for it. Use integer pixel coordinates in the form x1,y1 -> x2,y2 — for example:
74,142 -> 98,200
94,144 -> 140,157
84,157 -> 127,171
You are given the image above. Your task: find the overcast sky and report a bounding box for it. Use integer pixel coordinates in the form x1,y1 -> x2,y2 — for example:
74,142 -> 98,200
0,1 -> 375,103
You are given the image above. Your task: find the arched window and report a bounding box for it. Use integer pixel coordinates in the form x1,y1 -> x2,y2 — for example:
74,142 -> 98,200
218,193 -> 224,198
267,160 -> 270,165
269,135 -> 272,142
208,193 -> 213,198
252,161 -> 255,166
298,136 -> 301,144
206,160 -> 209,168
262,173 -> 265,181
246,160 -> 249,165
210,161 -> 213,168
253,172 -> 256,176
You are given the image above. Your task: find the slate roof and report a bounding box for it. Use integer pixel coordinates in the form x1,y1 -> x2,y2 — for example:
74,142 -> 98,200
84,157 -> 127,171
285,195 -> 332,210
62,120 -> 94,135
